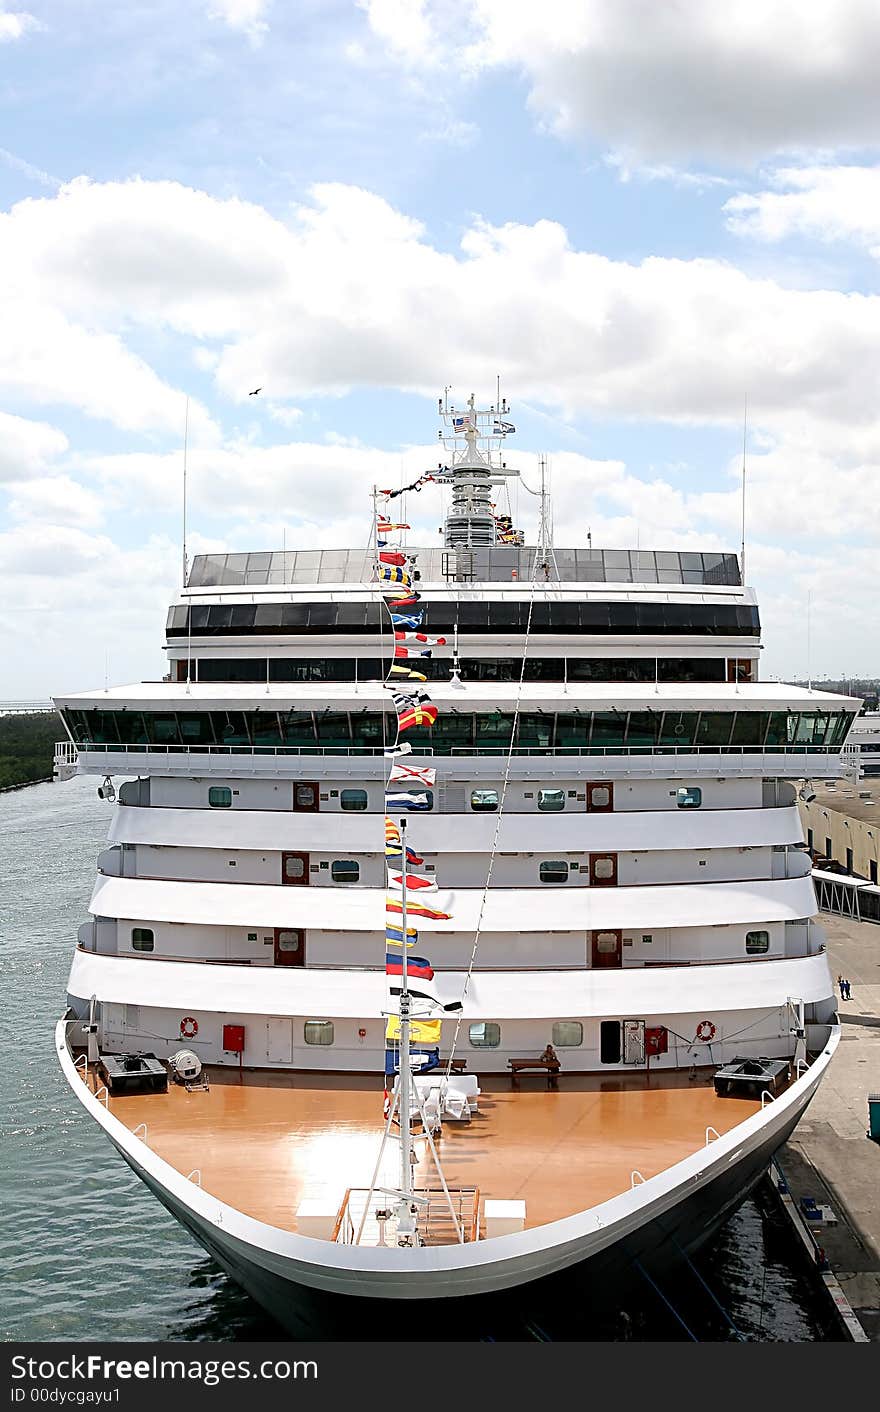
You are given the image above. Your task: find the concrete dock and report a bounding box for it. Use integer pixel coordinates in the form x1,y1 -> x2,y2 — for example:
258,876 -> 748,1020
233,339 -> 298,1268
777,912 -> 880,1340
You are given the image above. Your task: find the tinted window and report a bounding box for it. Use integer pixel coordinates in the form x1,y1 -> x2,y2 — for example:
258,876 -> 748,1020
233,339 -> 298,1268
304,1021 -> 334,1045
331,860 -> 360,882
468,1022 -> 501,1049
340,789 -> 368,811
540,861 -> 569,883
471,789 -> 499,812
676,787 -> 702,809
552,1021 -> 583,1047
538,789 -> 565,812
208,786 -> 232,808
131,928 -> 154,952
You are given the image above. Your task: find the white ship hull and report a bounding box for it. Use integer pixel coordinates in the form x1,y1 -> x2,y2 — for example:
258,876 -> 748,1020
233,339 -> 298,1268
51,416 -> 859,1333
57,1020 -> 837,1333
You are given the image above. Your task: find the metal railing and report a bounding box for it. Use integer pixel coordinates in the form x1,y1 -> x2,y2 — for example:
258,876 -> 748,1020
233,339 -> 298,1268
332,1186 -> 481,1246
73,739 -> 845,759
54,740 -> 78,768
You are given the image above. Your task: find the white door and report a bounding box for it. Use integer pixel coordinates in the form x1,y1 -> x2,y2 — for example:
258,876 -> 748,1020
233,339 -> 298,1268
267,1017 -> 293,1063
623,1019 -> 645,1065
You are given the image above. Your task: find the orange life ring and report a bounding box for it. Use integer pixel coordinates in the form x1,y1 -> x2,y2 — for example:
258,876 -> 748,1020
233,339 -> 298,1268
180,1016 -> 199,1039
695,1019 -> 716,1043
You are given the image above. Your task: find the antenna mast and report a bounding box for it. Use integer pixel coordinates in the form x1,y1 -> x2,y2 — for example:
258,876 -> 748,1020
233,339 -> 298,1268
740,393 -> 747,584
182,395 -> 190,589
533,454 -> 559,581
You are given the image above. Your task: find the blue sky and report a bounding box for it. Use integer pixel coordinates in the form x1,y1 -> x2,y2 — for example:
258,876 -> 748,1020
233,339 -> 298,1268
1,0 -> 879,695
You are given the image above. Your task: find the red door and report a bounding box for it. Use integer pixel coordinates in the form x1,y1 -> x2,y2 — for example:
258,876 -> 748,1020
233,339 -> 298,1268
274,928 -> 305,966
589,852 -> 618,886
293,782 -> 319,812
586,782 -> 614,812
591,930 -> 622,968
281,851 -> 309,885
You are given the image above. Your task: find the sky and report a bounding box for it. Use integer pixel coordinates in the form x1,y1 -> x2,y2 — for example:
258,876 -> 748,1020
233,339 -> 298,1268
1,0 -> 879,698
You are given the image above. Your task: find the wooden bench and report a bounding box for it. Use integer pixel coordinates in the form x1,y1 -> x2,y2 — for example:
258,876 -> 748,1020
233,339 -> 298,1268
508,1057 -> 561,1090
448,1058 -> 468,1075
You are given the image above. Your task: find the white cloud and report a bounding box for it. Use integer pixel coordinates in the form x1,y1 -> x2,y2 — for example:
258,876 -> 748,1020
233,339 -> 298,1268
0,411 -> 68,482
357,0 -> 435,66
207,0 -> 270,45
419,118 -> 479,148
1,173 -> 878,683
604,153 -> 733,192
0,181 -> 219,438
0,146 -> 59,189
267,403 -> 303,427
6,476 -> 105,529
0,10 -> 41,42
0,527 -> 180,697
363,1 -> 880,164
725,164 -> 880,257
9,174 -> 880,463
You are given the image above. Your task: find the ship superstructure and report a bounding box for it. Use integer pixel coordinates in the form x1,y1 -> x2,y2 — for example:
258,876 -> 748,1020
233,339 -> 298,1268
54,396 -> 854,1328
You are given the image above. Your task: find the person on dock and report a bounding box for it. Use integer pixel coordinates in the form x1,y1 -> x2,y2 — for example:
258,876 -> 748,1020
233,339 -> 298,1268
837,975 -> 846,1000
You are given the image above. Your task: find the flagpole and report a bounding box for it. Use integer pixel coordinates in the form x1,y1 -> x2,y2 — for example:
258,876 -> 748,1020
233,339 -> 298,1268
398,815 -> 414,1236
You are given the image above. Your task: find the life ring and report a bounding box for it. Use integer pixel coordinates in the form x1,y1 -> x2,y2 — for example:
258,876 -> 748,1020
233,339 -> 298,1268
695,1019 -> 716,1043
180,1016 -> 199,1039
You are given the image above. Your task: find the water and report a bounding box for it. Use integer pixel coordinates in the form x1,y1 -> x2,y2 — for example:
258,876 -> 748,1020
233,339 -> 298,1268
0,776 -> 839,1342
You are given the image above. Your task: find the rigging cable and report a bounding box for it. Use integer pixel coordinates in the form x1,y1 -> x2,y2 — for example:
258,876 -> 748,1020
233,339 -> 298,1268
443,563 -> 540,1078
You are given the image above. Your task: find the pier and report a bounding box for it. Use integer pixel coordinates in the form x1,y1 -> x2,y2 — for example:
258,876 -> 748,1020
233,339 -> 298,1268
777,912 -> 880,1340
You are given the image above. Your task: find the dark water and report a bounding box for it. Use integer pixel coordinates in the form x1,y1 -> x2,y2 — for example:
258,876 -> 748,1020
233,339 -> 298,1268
0,776 -> 839,1343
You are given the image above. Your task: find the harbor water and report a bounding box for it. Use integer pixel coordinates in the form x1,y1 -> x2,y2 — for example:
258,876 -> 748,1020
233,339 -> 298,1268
0,775 -> 840,1342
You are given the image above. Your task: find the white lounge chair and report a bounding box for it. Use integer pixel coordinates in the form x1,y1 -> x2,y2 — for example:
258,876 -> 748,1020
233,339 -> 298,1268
413,1073 -> 480,1120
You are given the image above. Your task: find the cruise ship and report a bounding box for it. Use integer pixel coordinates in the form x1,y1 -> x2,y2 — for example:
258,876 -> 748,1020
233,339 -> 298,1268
54,397 -> 856,1335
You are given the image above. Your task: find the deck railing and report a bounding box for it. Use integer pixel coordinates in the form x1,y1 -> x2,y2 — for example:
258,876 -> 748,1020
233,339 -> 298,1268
73,740 -> 844,761
332,1186 -> 481,1246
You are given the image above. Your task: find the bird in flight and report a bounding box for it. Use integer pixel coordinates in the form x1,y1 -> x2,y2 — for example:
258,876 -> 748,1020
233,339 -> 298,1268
249,387 -> 262,396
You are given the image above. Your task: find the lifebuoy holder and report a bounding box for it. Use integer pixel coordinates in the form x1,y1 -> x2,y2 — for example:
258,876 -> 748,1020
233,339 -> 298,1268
180,1016 -> 199,1039
695,1019 -> 716,1043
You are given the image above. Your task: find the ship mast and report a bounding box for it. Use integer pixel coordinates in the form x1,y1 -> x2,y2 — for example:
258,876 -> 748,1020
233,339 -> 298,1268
438,391 -> 522,578
395,818 -> 416,1242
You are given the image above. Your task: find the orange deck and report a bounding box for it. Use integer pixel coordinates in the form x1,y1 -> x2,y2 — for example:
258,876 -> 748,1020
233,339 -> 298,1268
92,1067 -> 763,1234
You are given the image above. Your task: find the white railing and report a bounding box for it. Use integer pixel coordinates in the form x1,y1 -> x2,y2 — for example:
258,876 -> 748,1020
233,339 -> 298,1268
54,740 -> 78,769
73,740 -> 847,760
